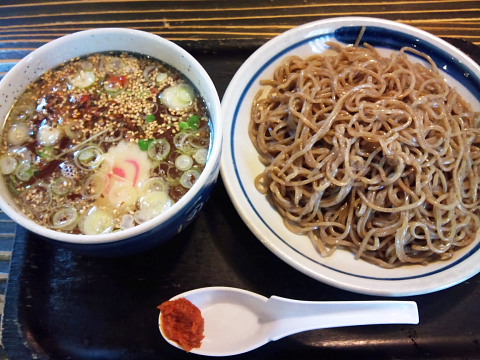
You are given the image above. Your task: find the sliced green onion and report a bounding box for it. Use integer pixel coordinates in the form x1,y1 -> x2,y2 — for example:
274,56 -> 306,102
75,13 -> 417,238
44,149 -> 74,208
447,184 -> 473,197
7,123 -> 30,146
81,207 -> 114,235
71,70 -> 96,88
173,132 -> 193,153
179,114 -> 201,131
10,103 -> 35,122
15,161 -> 34,182
193,148 -> 208,164
80,60 -> 93,71
160,83 -> 194,110
104,57 -> 124,74
139,191 -> 173,219
51,206 -> 78,230
138,139 -> 154,151
156,73 -> 168,84
63,120 -> 83,141
143,66 -> 156,82
75,145 -> 104,170
187,134 -> 209,149
0,155 -> 18,175
82,173 -> 108,199
147,139 -> 170,161
37,124 -> 63,146
140,177 -> 169,193
179,122 -> 190,130
11,146 -> 34,163
145,114 -> 156,123
51,176 -> 72,195
180,169 -> 200,189
189,115 -> 201,129
175,154 -> 193,171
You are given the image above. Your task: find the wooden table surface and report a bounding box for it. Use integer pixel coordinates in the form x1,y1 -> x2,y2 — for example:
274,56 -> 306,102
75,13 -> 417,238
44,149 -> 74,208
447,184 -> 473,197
0,0 -> 478,358
0,0 -> 479,71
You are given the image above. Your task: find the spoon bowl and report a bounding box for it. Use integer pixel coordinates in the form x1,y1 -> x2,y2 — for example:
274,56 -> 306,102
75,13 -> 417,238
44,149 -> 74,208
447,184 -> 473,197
158,287 -> 419,357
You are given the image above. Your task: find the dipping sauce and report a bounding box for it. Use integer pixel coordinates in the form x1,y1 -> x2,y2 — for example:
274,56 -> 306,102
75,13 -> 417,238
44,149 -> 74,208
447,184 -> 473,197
0,51 -> 211,235
158,297 -> 205,352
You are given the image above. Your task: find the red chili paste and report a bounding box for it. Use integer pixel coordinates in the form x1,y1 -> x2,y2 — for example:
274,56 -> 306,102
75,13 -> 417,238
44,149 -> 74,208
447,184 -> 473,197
158,297 -> 205,352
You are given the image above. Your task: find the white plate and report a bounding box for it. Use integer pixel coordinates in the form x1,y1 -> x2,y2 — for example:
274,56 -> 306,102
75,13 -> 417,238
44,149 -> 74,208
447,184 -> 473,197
220,17 -> 480,297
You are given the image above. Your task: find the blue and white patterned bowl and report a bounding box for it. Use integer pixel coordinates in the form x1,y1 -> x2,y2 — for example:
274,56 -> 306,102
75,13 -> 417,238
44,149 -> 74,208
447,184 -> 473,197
0,28 -> 222,256
221,17 -> 480,296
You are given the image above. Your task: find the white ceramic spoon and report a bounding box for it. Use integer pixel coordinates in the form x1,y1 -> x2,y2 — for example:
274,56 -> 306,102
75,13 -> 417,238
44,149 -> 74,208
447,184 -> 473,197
158,286 -> 419,357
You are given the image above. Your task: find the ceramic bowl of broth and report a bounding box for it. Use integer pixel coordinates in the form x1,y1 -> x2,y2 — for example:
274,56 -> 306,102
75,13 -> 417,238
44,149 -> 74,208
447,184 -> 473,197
0,28 -> 222,256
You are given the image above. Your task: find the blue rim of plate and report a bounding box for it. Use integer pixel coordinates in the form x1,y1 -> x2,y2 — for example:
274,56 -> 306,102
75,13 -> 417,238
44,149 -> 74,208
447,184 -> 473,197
229,25 -> 480,282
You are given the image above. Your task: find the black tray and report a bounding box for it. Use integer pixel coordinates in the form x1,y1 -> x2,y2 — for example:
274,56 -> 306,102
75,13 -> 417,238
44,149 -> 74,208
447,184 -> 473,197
3,40 -> 480,360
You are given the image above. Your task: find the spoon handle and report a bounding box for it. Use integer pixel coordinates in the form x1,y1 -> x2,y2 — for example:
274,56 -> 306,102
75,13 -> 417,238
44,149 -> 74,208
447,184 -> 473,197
266,296 -> 419,341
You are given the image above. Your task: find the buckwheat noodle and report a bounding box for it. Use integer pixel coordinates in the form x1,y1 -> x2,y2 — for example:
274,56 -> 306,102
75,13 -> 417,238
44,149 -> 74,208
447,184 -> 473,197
249,42 -> 480,268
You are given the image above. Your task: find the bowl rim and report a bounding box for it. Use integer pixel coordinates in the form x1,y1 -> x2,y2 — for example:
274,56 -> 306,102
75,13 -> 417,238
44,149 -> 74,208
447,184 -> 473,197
0,27 -> 222,244
220,16 -> 480,296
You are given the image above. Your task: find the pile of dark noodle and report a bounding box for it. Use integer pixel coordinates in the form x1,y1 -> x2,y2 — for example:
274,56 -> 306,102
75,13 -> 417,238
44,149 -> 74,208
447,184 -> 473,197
250,42 -> 480,268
